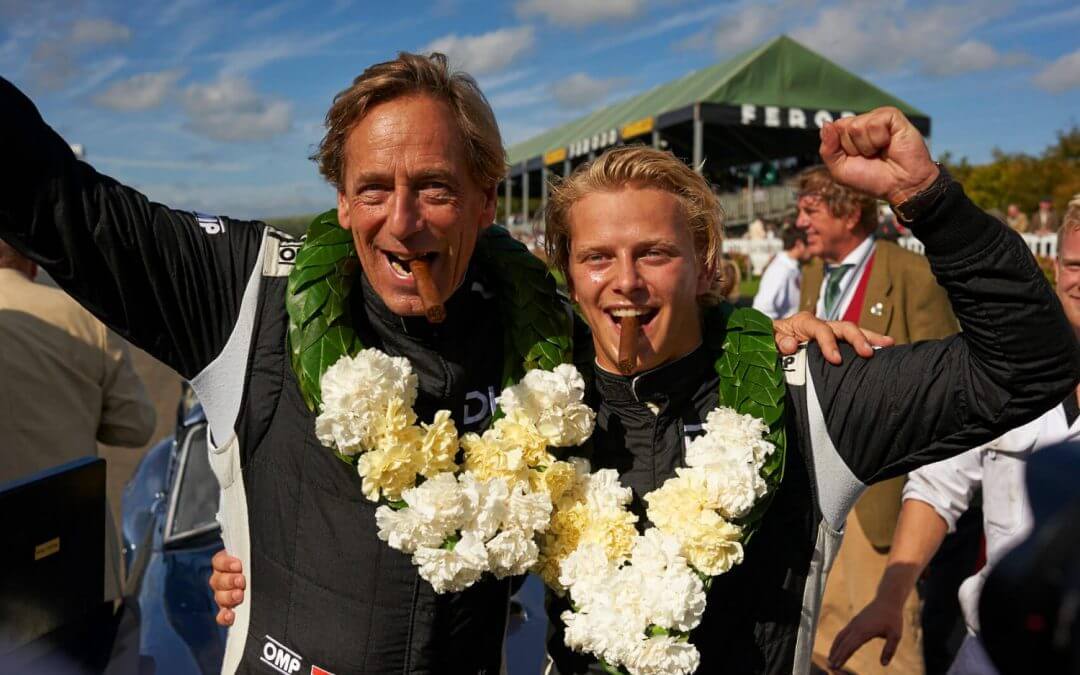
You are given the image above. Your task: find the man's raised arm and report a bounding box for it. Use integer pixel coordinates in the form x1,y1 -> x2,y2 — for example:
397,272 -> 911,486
0,76 -> 268,378
803,107 -> 1079,487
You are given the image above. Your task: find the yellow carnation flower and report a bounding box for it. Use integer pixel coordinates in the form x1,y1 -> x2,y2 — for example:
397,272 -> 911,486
496,411 -> 551,467
534,497 -> 638,591
356,444 -> 420,502
681,513 -> 743,576
529,459 -> 577,504
646,471 -> 745,576
417,409 -> 459,477
461,430 -> 529,484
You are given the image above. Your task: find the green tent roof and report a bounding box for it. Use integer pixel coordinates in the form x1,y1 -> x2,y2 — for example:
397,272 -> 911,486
505,35 -> 928,166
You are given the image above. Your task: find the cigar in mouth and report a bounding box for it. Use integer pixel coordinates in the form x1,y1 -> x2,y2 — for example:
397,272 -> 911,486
409,258 -> 445,324
617,314 -> 640,375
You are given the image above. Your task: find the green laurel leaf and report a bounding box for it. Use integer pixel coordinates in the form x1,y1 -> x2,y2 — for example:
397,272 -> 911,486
708,305 -> 788,544
285,215 -> 573,412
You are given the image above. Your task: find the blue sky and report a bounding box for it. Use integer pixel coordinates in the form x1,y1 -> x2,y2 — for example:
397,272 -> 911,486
2,0 -> 1078,218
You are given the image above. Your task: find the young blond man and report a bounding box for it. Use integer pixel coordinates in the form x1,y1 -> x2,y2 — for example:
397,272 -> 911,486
532,107 -> 1075,674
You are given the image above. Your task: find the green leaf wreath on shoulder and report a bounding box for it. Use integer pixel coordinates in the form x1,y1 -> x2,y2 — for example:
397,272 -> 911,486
284,211 -> 574,412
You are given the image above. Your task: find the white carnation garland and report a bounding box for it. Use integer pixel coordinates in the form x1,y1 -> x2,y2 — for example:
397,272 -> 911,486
314,346 -> 777,675
315,349 -> 595,593
538,407 -> 776,675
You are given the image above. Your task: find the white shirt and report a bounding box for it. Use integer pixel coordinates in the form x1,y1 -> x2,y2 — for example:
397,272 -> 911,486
814,235 -> 875,320
903,402 -> 1080,634
753,252 -> 802,319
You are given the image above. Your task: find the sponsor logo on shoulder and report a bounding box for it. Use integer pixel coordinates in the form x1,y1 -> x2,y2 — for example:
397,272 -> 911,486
194,212 -> 226,235
311,667 -> 336,675
260,636 -> 302,674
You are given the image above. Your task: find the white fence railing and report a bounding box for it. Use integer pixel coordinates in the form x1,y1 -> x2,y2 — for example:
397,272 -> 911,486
724,233 -> 1058,277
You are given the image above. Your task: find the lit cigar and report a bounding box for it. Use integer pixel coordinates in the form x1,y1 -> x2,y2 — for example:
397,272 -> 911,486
409,258 -> 445,323
617,314 -> 640,375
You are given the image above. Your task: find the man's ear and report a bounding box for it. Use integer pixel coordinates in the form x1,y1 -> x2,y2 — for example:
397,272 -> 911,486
844,207 -> 862,234
479,184 -> 498,231
696,259 -> 716,296
336,191 -> 350,230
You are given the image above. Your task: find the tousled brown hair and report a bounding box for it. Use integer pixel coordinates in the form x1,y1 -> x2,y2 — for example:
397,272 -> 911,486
313,52 -> 505,193
796,165 -> 878,233
544,146 -> 726,301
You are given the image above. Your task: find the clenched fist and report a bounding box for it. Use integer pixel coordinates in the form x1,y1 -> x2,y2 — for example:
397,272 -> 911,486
819,107 -> 938,207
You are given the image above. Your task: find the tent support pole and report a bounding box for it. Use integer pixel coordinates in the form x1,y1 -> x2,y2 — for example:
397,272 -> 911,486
522,167 -> 529,224
563,158 -> 570,177
651,129 -> 660,149
504,175 -> 511,226
541,165 -> 548,214
692,103 -> 704,173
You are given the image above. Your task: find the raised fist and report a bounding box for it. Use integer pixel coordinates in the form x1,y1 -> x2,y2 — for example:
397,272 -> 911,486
819,107 -> 939,207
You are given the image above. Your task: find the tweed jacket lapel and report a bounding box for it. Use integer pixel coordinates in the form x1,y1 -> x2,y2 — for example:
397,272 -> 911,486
799,258 -> 825,315
856,240 -> 894,336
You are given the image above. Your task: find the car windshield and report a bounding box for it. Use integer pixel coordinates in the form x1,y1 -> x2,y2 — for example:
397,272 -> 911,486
164,424 -> 219,545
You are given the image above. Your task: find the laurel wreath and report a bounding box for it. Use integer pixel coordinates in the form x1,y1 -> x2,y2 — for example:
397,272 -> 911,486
284,211 -> 574,411
704,303 -> 787,541
282,210 -> 784,538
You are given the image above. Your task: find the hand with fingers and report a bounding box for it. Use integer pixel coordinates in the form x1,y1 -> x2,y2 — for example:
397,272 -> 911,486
773,311 -> 895,364
827,595 -> 905,671
819,107 -> 938,207
210,549 -> 246,627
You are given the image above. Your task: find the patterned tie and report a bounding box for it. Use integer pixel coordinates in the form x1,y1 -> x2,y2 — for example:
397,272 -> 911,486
823,264 -> 854,319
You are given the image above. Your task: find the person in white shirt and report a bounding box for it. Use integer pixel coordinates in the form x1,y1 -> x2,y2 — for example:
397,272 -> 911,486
752,226 -> 809,318
827,199 -> 1080,675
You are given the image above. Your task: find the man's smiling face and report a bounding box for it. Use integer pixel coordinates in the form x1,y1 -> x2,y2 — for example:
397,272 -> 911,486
1056,223 -> 1080,339
336,94 -> 496,317
567,186 -> 709,375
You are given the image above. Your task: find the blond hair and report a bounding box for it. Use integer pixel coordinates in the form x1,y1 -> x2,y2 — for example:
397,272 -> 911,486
313,52 -> 505,192
545,146 -> 725,299
796,165 -> 878,233
1057,195 -> 1080,255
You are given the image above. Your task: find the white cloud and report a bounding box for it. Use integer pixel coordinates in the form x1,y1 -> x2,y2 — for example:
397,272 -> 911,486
93,155 -> 249,172
94,69 -> 185,111
135,180 -> 334,220
214,27 -> 352,76
712,4 -> 777,55
26,16 -> 133,91
924,40 -> 1006,77
479,68 -> 534,92
423,26 -> 535,76
549,72 -> 628,109
487,83 -> 550,111
516,0 -> 643,27
1035,49 -> 1080,93
789,1 -> 1024,77
69,18 -> 131,46
589,4 -> 729,54
182,76 -> 292,142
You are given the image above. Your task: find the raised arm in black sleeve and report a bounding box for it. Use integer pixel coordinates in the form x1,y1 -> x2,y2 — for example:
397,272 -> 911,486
0,76 -> 266,378
808,180 -> 1079,485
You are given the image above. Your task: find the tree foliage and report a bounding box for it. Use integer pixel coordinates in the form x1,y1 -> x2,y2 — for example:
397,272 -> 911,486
940,126 -> 1080,215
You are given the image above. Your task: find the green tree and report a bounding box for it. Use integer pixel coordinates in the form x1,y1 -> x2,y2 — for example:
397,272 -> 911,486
939,126 -> 1079,215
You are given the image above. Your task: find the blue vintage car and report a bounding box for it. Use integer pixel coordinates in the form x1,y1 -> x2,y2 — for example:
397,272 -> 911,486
119,400 -> 549,674
120,403 -> 226,674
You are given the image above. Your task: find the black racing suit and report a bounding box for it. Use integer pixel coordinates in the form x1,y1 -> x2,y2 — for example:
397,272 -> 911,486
546,184 -> 1080,675
1,77 -> 514,674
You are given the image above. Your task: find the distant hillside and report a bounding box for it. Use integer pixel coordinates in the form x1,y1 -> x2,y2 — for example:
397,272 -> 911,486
265,214 -> 317,236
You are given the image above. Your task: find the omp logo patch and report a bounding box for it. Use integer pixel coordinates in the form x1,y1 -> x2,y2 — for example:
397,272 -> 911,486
194,212 -> 226,235
277,242 -> 300,266
263,234 -> 302,277
260,636 -> 302,674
